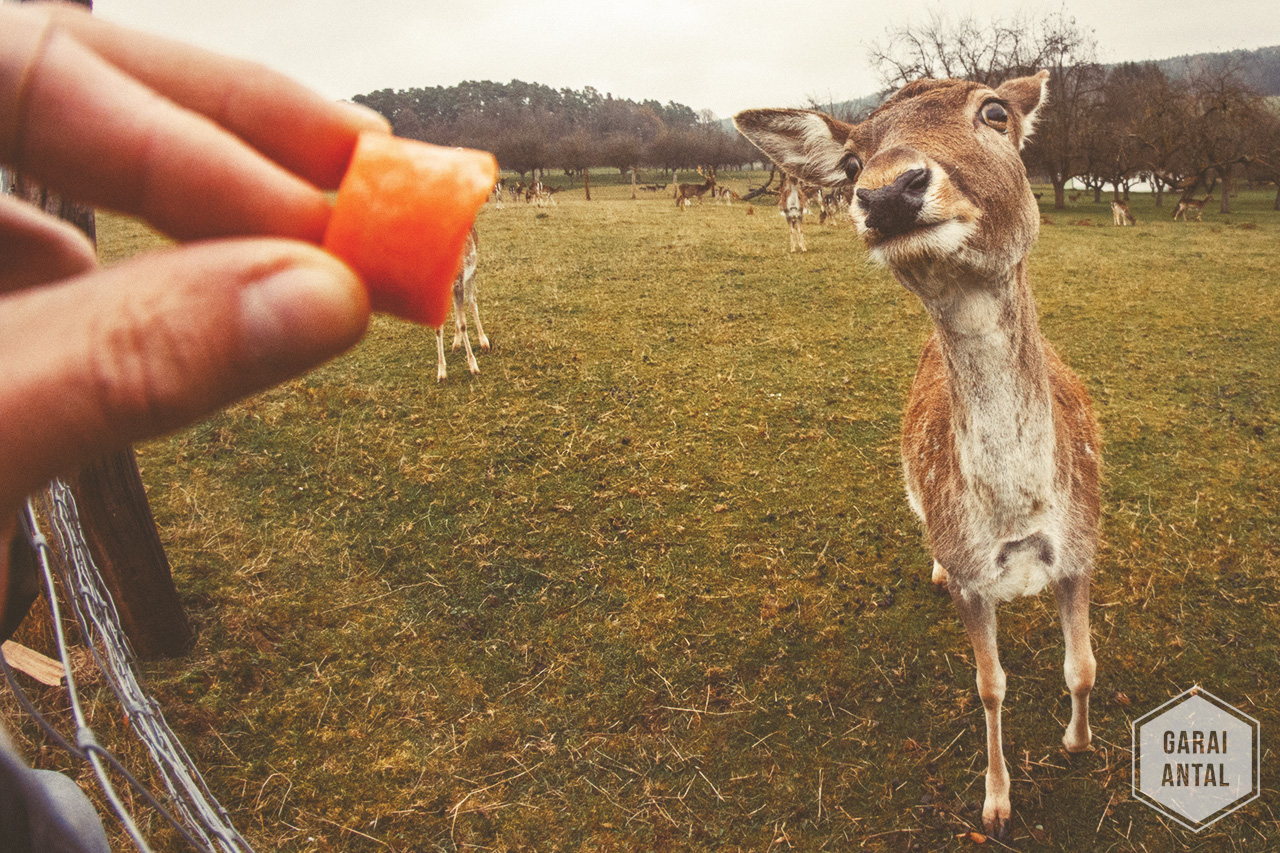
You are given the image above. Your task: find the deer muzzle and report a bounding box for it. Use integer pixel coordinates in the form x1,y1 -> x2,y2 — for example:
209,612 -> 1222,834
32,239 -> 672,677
856,168 -> 931,237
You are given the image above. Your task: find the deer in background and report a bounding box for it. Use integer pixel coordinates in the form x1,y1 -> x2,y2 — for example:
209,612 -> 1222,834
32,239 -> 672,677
1173,195 -> 1212,221
435,226 -> 489,381
1110,200 -> 1135,226
778,173 -> 808,252
819,186 -> 854,224
674,167 -> 716,207
736,70 -> 1100,838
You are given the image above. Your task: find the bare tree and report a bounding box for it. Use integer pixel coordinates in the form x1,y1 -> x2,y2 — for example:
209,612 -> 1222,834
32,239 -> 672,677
1183,61 -> 1268,214
867,8 -> 1083,88
1090,64 -> 1159,201
1242,104 -> 1280,210
557,131 -> 598,198
868,9 -> 1099,210
1129,68 -> 1193,207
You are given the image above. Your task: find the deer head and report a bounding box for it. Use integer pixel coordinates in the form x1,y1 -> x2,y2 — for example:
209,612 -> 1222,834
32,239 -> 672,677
735,72 -> 1049,295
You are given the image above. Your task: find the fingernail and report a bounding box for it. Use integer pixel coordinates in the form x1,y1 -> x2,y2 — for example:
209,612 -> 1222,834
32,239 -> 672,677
337,100 -> 392,134
240,258 -> 368,370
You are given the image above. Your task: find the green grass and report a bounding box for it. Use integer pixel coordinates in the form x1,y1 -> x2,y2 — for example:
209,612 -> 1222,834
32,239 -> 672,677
6,178 -> 1279,851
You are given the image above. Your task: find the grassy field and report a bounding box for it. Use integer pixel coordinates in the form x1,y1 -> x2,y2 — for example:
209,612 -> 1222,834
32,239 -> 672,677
6,174 -> 1280,851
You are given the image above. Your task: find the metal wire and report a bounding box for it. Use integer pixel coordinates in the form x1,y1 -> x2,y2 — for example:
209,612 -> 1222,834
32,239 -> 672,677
3,479 -> 256,853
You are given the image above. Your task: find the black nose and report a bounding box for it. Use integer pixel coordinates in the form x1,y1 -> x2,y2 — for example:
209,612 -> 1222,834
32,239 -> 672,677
856,168 -> 930,236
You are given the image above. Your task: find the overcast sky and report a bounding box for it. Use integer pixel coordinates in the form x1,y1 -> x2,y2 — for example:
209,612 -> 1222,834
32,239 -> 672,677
92,0 -> 1280,120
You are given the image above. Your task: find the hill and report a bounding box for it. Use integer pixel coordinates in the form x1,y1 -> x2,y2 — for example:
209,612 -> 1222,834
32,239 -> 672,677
720,43 -> 1280,133
1149,44 -> 1280,95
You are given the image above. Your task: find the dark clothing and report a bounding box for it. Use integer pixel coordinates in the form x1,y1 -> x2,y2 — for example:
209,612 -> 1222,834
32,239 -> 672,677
0,723 -> 110,853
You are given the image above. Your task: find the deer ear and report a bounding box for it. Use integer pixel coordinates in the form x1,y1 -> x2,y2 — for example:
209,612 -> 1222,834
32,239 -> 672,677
995,70 -> 1049,149
733,109 -> 851,187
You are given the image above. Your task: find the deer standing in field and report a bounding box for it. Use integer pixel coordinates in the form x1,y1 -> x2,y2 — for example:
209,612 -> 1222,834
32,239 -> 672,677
736,70 -> 1100,838
1173,195 -> 1212,221
674,167 -> 716,207
819,186 -> 854,224
778,173 -> 808,251
435,226 -> 489,381
1110,200 -> 1135,226
717,186 -> 742,205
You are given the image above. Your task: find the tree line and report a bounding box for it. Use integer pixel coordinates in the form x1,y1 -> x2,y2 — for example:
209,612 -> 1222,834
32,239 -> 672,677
352,80 -> 758,180
868,11 -> 1280,212
352,18 -> 1280,211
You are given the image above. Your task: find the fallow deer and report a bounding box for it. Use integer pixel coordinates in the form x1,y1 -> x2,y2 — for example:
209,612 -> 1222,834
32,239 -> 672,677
435,226 -> 489,381
1173,195 -> 1212,221
818,186 -> 854,224
736,70 -> 1100,838
674,168 -> 716,207
1110,200 -> 1135,226
778,173 -> 808,252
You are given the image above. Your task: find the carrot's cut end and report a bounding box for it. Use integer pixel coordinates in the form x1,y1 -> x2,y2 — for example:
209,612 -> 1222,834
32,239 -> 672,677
322,133 -> 498,327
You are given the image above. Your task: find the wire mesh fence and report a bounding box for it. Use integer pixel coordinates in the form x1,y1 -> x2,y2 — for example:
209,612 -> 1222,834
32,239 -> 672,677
2,478 -> 254,853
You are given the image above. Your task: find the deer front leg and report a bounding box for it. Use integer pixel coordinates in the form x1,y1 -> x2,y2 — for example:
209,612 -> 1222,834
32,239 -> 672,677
435,325 -> 448,382
460,325 -> 480,375
951,589 -> 1011,838
1056,573 -> 1095,753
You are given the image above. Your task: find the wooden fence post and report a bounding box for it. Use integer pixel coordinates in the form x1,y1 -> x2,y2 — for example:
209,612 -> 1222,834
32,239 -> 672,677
64,454 -> 194,658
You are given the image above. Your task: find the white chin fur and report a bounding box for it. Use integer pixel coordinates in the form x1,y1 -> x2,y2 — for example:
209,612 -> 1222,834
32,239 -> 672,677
865,219 -> 977,268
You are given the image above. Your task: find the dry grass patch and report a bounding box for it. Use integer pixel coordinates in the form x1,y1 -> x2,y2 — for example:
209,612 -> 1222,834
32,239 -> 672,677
3,178 -> 1278,851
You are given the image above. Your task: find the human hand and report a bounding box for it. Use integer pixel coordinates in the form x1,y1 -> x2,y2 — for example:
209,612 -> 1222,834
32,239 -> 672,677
0,2 -> 388,573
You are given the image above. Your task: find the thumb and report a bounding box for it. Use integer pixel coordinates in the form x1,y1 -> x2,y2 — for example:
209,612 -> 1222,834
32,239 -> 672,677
0,239 -> 369,512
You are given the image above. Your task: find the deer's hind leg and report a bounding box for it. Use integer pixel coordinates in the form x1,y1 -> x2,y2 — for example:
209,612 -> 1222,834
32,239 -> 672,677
449,285 -> 480,375
464,273 -> 489,352
1056,573 -> 1095,753
471,300 -> 489,352
451,281 -> 467,352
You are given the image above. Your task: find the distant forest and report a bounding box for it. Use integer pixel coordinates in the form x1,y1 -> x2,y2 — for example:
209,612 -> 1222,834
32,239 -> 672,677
352,80 -> 756,178
1149,44 -> 1280,96
351,40 -> 1280,207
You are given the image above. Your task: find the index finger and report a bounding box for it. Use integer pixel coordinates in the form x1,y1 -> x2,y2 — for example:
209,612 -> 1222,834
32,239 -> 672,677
1,4 -> 374,242
35,3 -> 390,189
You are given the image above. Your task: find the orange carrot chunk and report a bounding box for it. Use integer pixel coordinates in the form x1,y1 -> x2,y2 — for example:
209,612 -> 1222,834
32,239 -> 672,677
323,133 -> 498,327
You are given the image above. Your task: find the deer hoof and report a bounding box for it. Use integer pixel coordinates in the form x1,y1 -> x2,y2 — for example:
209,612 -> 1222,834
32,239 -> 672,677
931,561 -> 949,588
1063,726 -> 1093,753
982,797 -> 1012,840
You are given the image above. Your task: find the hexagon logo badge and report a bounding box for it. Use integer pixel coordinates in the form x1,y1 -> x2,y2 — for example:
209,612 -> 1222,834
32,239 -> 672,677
1132,686 -> 1260,831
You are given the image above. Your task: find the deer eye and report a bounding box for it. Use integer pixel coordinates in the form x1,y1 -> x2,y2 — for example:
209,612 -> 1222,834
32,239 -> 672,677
843,154 -> 862,182
981,101 -> 1009,133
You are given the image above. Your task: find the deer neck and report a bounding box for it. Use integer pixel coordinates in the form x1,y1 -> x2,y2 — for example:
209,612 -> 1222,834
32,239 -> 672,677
912,258 -> 1056,532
